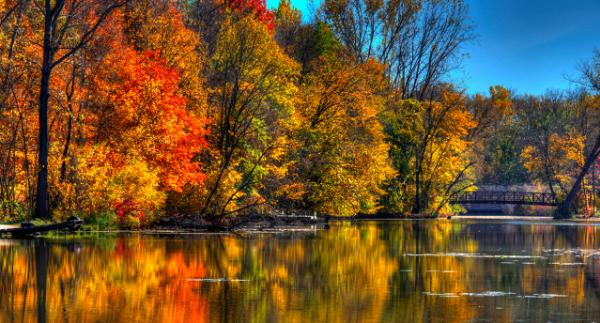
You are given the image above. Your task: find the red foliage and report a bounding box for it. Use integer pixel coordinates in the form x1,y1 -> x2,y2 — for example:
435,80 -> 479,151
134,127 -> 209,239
94,47 -> 209,192
114,199 -> 147,226
227,0 -> 275,31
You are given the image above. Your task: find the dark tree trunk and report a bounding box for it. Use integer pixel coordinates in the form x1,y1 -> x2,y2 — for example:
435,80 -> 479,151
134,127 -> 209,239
35,56 -> 52,219
413,153 -> 421,214
59,114 -> 72,182
32,0 -> 125,218
31,0 -> 124,218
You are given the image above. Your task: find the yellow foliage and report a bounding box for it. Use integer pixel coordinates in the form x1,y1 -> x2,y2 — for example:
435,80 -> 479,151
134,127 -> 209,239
285,52 -> 395,215
202,14 -> 301,215
73,145 -> 166,219
521,129 -> 585,190
382,88 -> 477,214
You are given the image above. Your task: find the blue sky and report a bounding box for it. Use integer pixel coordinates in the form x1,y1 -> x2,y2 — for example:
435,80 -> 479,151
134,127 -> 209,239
266,0 -> 600,95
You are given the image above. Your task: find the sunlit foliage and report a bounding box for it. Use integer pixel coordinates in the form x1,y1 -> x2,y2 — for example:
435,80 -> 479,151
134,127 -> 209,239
281,52 -> 395,215
382,89 -> 477,215
5,0 -> 597,222
201,14 -> 299,217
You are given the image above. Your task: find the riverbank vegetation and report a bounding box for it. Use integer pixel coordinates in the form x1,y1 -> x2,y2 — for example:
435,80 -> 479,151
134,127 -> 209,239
0,0 -> 599,227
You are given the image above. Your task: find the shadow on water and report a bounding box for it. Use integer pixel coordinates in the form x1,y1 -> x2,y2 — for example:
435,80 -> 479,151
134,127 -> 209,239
1,221 -> 600,322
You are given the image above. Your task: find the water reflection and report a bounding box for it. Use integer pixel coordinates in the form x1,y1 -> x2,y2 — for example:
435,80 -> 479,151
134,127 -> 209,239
2,221 -> 600,322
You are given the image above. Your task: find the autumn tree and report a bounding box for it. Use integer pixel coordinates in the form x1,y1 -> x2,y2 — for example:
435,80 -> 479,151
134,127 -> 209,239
382,87 -> 477,215
466,86 -> 522,185
273,0 -> 302,55
201,14 -> 299,217
34,0 -> 128,218
26,3 -> 209,222
0,0 -> 37,218
517,93 -> 580,197
279,52 -> 395,216
47,36 -> 208,223
122,0 -> 208,117
320,0 -> 417,62
186,0 -> 274,55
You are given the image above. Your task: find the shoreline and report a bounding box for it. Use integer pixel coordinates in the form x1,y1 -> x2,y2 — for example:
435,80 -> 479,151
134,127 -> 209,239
4,214 -> 600,237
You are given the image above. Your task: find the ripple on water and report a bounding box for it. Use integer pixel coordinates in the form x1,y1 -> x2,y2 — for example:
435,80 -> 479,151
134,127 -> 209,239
186,278 -> 249,282
404,252 -> 546,259
423,291 -> 516,297
424,291 -> 567,299
543,249 -> 600,258
519,294 -> 568,299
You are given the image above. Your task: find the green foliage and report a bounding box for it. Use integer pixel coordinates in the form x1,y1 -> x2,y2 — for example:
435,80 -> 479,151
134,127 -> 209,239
381,91 -> 477,215
0,200 -> 27,222
380,100 -> 422,212
83,211 -> 118,231
294,22 -> 341,72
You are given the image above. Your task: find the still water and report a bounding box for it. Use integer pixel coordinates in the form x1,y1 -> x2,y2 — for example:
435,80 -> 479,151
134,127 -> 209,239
2,220 -> 600,322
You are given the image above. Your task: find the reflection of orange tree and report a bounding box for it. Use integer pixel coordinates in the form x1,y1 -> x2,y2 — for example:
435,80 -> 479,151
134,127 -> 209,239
0,231 -> 398,323
0,243 -> 35,321
0,224 -> 480,323
281,223 -> 397,323
3,223 -> 600,322
0,237 -> 209,323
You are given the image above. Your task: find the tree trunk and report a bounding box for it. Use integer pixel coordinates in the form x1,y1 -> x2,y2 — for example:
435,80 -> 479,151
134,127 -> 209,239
35,6 -> 53,219
35,67 -> 51,219
413,152 -> 422,214
59,114 -> 72,182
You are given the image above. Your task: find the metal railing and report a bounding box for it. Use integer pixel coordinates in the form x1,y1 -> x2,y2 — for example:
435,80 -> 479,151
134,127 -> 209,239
449,191 -> 558,206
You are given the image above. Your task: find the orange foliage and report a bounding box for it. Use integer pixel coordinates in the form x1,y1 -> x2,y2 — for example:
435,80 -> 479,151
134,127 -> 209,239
92,47 -> 208,192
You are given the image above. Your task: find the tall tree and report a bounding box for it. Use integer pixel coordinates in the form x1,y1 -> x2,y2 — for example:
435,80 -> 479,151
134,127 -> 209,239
274,0 -> 302,55
201,14 -> 299,217
34,0 -> 127,218
282,52 -> 395,215
382,87 -> 477,215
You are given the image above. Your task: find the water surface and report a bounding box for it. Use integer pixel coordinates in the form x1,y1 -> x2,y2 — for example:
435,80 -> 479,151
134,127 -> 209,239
2,220 -> 600,322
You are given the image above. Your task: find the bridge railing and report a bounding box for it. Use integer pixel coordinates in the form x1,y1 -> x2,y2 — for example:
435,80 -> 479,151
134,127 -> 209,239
450,191 -> 558,206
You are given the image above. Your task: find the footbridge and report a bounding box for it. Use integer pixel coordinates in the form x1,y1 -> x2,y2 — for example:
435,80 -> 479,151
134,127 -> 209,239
449,191 -> 558,207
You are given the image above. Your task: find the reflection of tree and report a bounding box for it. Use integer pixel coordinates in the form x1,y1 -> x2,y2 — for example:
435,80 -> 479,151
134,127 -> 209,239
1,240 -> 34,323
379,221 -> 479,321
3,223 -> 600,322
196,224 -> 398,322
1,237 -> 209,323
35,240 -> 48,323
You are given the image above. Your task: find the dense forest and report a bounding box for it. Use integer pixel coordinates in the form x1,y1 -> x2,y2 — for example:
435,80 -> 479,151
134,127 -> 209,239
0,0 -> 599,227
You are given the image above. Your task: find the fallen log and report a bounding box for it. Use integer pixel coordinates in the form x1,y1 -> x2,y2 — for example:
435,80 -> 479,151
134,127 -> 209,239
0,216 -> 82,237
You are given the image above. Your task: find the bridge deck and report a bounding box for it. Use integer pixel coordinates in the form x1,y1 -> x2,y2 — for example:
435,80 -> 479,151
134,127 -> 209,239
450,191 -> 558,206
